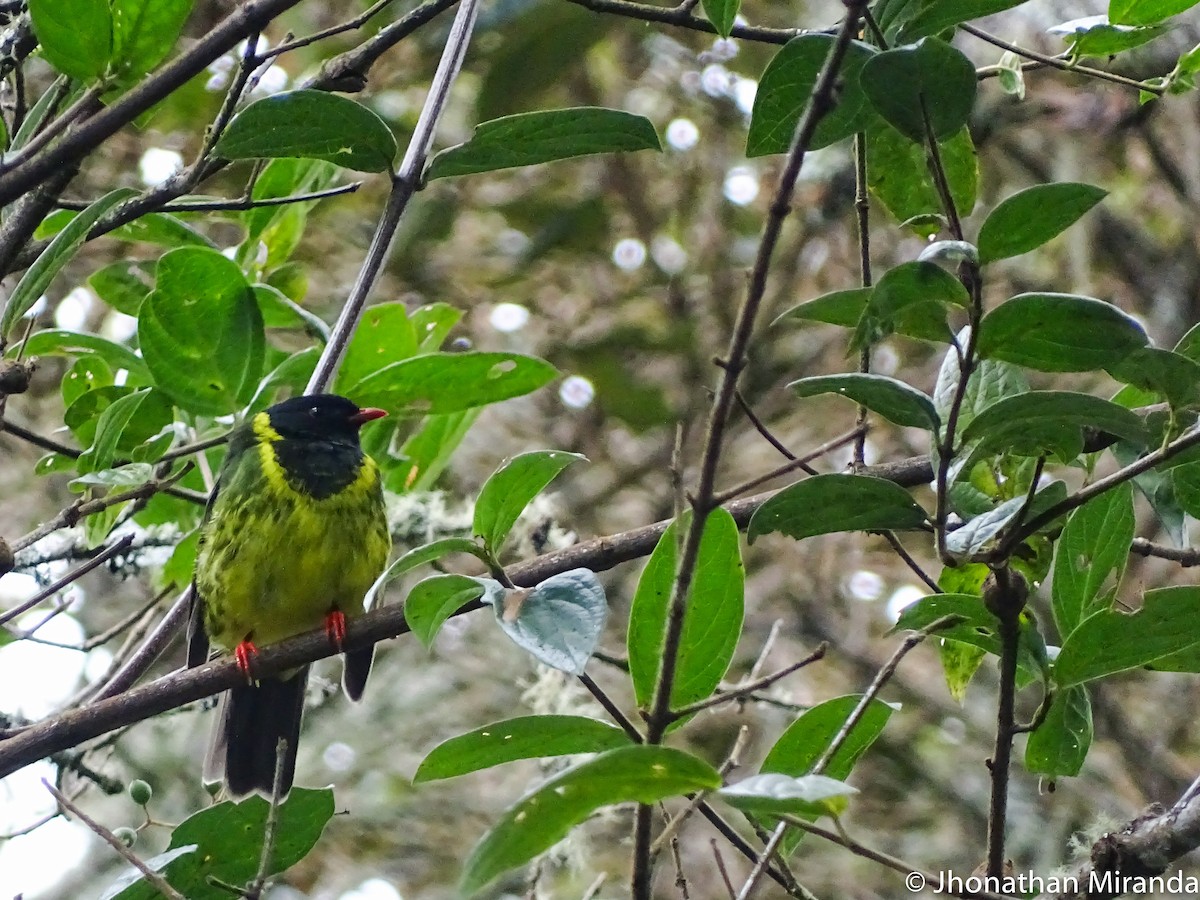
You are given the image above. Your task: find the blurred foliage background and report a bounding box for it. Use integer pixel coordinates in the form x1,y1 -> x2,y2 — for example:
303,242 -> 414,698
4,0 -> 1200,897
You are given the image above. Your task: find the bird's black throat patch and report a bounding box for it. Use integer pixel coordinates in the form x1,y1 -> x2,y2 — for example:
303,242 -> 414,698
271,438 -> 365,499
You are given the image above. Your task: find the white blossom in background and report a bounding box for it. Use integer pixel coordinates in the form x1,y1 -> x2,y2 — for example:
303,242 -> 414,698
54,286 -> 93,330
846,569 -> 886,602
723,166 -> 760,205
886,584 -> 927,622
612,237 -> 646,270
651,235 -> 687,274
489,302 -> 530,333
138,147 -> 182,187
666,117 -> 700,151
559,375 -> 595,410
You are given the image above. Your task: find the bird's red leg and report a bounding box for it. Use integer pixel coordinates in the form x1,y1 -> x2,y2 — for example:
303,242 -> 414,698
324,608 -> 347,651
234,637 -> 258,683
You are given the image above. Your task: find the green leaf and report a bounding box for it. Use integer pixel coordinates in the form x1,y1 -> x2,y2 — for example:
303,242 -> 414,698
1172,460 -> 1200,519
106,788 -> 333,900
13,329 -> 148,382
242,158 -> 338,246
866,120 -> 978,235
412,302 -> 463,352
252,285 -> 329,339
2,189 -> 136,338
215,90 -> 397,173
62,356 -> 113,408
1107,347 -> 1200,408
852,260 -> 968,348
414,715 -> 633,783
403,573 -> 487,648
389,408 -> 480,493
719,773 -> 856,818
427,108 -> 660,180
944,480 -> 1068,556
977,183 -> 1107,264
71,462 -> 155,490
138,247 -> 264,416
1054,586 -> 1200,686
761,695 -> 895,778
891,593 -> 1050,680
940,640 -> 986,702
627,509 -> 745,714
1110,0 -> 1200,25
334,302 -> 418,396
1050,16 -> 1166,57
1051,483 -> 1135,637
773,288 -> 871,328
246,347 -> 319,414
860,38 -> 977,143
473,450 -> 586,555
748,474 -> 927,543
482,569 -> 608,675
366,537 -> 490,610
790,373 -> 939,431
702,0 -> 739,37
36,209 -> 212,249
976,293 -> 1148,372
350,351 -> 558,416
29,0 -> 112,81
88,261 -> 153,315
961,391 -> 1147,460
1024,686 -> 1092,777
77,387 -> 172,474
461,746 -> 720,895
933,338 -> 1029,434
747,36 -> 878,156
109,0 -> 192,77
897,0 -> 1034,39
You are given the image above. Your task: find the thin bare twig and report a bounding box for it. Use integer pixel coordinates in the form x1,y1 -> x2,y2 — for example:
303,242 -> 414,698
0,533 -> 136,627
43,780 -> 186,900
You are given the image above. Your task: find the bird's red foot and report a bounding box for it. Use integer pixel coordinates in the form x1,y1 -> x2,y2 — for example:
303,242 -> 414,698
325,608 -> 347,651
234,639 -> 258,682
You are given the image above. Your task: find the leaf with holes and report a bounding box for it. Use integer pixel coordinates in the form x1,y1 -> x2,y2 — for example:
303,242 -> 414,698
350,352 -> 557,416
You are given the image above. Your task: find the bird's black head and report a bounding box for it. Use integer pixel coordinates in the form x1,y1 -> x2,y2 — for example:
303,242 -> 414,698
264,394 -> 387,444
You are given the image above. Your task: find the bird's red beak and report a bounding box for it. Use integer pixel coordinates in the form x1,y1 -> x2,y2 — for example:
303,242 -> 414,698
349,407 -> 388,427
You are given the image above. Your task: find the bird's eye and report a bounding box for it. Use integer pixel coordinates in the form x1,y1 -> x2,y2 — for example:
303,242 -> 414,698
308,406 -> 321,418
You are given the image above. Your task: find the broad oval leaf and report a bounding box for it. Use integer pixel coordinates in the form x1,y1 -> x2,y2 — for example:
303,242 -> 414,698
109,0 -> 192,78
748,474 -> 928,543
2,189 -> 136,337
138,247 -> 264,416
627,509 -> 745,714
29,0 -> 112,81
719,773 -> 856,818
461,746 -> 720,895
860,38 -> 977,143
747,35 -> 878,157
977,183 -> 1107,264
1055,586 -> 1200,686
790,373 -> 939,431
108,788 -> 333,900
773,287 -> 871,328
214,90 -> 397,173
1050,16 -> 1167,57
350,351 -> 558,416
1110,0 -> 1200,25
483,569 -> 607,675
1051,482 -> 1135,637
866,119 -> 978,233
366,537 -> 490,610
897,0 -> 1035,40
944,480 -> 1067,556
14,329 -> 149,382
1108,346 -> 1200,408
414,715 -> 633,783
1024,685 -> 1093,777
961,391 -> 1148,459
403,573 -> 487,648
852,260 -> 968,348
427,108 -> 660,180
474,450 -> 586,555
762,694 -> 895,779
702,0 -> 739,37
976,293 -> 1148,372
333,302 -> 419,397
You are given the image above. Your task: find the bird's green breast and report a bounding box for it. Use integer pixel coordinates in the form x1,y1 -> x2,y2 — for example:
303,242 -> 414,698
195,425 -> 390,652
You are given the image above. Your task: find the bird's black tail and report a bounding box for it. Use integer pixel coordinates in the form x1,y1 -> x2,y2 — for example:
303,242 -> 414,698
205,670 -> 308,798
